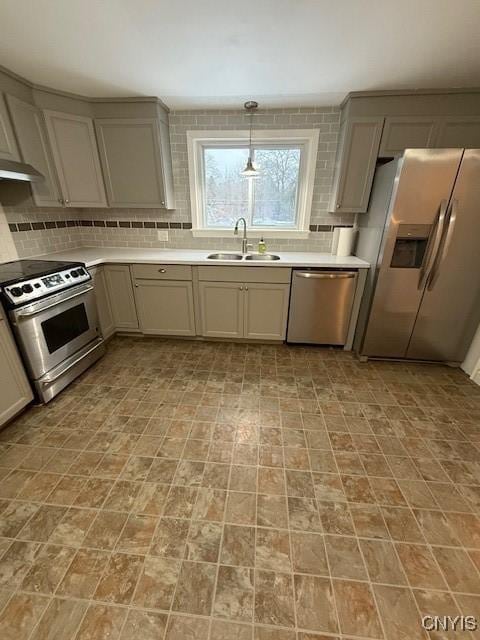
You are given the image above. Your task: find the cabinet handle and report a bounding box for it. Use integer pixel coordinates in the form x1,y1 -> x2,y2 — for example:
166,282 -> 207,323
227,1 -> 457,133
336,203 -> 341,209
159,269 -> 166,273
58,198 -> 64,205
245,286 -> 248,291
134,284 -> 139,288
239,286 -> 243,291
64,199 -> 70,205
160,201 -> 165,206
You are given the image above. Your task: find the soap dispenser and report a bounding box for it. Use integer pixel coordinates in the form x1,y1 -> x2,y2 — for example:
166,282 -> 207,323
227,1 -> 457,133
258,237 -> 267,254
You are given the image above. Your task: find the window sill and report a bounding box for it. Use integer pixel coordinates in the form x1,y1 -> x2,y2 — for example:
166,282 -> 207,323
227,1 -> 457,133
191,229 -> 311,239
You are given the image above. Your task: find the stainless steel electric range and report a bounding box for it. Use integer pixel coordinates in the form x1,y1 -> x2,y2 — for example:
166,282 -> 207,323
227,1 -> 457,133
0,259 -> 105,403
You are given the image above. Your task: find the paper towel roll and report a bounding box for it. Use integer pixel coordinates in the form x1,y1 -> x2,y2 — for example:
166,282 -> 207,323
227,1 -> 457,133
336,227 -> 355,257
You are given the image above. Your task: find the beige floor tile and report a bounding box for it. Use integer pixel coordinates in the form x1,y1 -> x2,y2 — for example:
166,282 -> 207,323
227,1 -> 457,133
115,514 -> 157,554
93,552 -> 143,604
226,492 -> 256,525
256,529 -> 291,572
333,579 -> 383,638
185,520 -> 222,562
258,468 -> 286,495
382,506 -> 425,542
256,628 -> 296,640
49,507 -> 96,547
165,614 -> 209,640
0,502 -> 39,538
20,544 -> 75,594
211,619 -> 253,639
257,495 -> 288,529
74,603 -> 127,640
57,548 -> 110,598
30,597 -> 88,640
255,570 -> 295,628
395,543 -> 447,589
432,546 -> 480,593
221,524 -> 255,567
360,539 -> 407,585
294,574 -> 338,633
287,497 -> 321,532
374,584 -> 428,640
83,511 -> 128,550
316,500 -> 354,535
172,560 -> 217,615
0,593 -> 50,640
324,534 -> 367,580
119,610 -> 168,640
133,555 -> 181,609
214,565 -> 254,621
164,486 -> 197,518
150,517 -> 189,558
291,532 -> 328,576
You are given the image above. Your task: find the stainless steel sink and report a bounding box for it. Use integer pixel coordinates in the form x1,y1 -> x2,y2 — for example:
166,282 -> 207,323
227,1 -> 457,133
206,253 -> 244,260
244,254 -> 281,261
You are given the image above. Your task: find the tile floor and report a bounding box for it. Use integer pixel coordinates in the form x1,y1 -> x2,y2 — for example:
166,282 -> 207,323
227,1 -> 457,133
0,336 -> 479,640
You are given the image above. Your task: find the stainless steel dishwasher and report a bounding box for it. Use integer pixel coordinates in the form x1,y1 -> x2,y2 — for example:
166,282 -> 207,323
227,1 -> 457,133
287,269 -> 358,345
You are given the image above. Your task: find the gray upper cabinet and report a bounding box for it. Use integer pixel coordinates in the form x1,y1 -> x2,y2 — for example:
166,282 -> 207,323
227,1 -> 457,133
95,117 -> 174,208
44,110 -> 107,207
6,95 -> 62,206
329,116 -> 384,213
379,116 -> 439,157
435,116 -> 480,148
0,93 -> 20,161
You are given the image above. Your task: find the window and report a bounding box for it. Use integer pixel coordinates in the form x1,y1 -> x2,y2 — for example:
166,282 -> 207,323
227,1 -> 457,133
187,130 -> 319,237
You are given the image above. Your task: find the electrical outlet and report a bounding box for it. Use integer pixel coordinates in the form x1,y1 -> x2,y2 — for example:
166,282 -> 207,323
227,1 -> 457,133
157,230 -> 169,241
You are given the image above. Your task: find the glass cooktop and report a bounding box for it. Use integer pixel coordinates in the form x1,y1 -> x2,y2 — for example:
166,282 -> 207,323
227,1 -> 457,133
0,259 -> 82,286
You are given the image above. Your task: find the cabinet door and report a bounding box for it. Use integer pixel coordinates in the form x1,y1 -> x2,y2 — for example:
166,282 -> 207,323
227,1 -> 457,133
6,95 -> 62,207
0,93 -> 20,161
199,281 -> 243,338
244,283 -> 290,340
95,118 -> 167,208
134,280 -> 195,336
44,110 -> 107,207
89,267 -> 115,339
0,315 -> 33,426
329,117 -> 384,213
435,116 -> 480,148
379,116 -> 439,157
104,265 -> 139,330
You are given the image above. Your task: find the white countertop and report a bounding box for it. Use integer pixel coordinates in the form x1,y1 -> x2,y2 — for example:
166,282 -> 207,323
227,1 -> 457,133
32,247 -> 370,269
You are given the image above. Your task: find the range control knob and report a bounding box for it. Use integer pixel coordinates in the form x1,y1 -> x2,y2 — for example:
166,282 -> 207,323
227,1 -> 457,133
10,287 -> 23,297
71,270 -> 79,278
22,283 -> 33,293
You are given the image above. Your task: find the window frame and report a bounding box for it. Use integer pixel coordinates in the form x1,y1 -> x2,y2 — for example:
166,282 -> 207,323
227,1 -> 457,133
187,129 -> 319,238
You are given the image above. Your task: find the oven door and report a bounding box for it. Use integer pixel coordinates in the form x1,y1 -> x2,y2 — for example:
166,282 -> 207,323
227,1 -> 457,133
10,283 -> 100,380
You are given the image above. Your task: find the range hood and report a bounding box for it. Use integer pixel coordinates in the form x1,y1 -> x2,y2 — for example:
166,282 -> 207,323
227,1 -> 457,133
0,159 -> 44,182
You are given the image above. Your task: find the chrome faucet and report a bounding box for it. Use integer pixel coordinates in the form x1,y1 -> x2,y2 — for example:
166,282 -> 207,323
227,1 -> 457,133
234,217 -> 252,254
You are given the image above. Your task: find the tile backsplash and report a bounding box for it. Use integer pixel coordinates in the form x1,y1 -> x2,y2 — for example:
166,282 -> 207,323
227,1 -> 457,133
2,106 -> 354,259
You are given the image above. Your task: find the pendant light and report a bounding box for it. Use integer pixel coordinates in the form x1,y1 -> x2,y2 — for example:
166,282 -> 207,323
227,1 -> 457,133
240,100 -> 259,178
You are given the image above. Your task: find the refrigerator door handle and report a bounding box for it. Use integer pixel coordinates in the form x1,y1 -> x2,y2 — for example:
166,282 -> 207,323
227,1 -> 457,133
427,199 -> 457,290
418,199 -> 448,290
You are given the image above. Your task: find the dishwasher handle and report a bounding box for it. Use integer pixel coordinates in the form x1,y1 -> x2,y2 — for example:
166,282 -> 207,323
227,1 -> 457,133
295,271 -> 356,279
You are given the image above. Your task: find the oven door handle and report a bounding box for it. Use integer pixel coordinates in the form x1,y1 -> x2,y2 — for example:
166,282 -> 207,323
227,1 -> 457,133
40,339 -> 103,385
15,285 -> 94,318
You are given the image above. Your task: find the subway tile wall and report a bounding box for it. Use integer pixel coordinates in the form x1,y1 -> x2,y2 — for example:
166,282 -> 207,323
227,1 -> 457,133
4,107 -> 355,258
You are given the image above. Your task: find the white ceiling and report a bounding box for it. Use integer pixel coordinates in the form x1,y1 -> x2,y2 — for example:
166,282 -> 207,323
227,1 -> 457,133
1,0 -> 480,109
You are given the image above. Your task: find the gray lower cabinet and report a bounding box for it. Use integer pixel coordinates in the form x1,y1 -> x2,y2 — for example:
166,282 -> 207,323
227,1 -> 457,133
134,280 -> 196,336
6,94 -> 62,206
379,116 -> 439,157
0,93 -> 20,161
0,313 -> 33,426
199,279 -> 290,340
95,118 -> 174,208
89,266 -> 115,339
199,281 -> 244,338
329,116 -> 384,213
103,265 -> 139,330
435,116 -> 480,148
244,283 -> 290,340
43,110 -> 107,207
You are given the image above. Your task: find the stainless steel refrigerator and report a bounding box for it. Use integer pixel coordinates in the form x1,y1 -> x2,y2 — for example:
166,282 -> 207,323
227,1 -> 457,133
354,148 -> 480,362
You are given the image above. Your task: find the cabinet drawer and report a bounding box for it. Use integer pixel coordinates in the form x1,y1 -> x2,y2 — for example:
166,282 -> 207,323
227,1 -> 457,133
132,264 -> 192,280
197,266 -> 291,283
